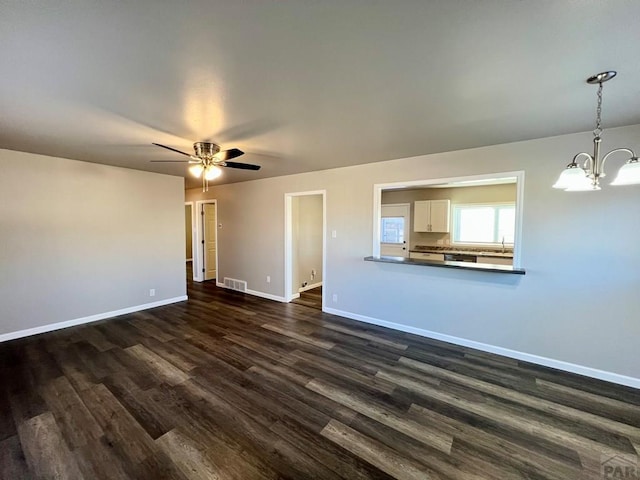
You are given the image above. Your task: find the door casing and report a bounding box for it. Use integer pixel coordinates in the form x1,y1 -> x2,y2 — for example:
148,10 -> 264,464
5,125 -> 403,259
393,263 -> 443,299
284,190 -> 327,308
203,203 -> 217,281
193,199 -> 218,283
185,201 -> 196,280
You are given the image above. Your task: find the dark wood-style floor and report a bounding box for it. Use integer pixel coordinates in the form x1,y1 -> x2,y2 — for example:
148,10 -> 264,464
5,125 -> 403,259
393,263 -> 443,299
291,286 -> 323,310
1,277 -> 639,479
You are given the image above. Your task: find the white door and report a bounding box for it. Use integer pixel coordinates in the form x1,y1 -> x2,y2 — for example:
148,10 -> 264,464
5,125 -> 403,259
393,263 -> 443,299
203,203 -> 217,281
380,204 -> 410,257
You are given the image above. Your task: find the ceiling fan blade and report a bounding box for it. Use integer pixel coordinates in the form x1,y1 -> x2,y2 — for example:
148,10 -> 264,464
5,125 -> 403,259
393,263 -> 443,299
224,161 -> 261,170
152,143 -> 193,157
215,148 -> 244,161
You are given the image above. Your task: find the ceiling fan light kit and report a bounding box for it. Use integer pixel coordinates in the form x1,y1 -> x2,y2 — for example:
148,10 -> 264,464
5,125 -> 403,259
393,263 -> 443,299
194,141 -> 220,158
151,141 -> 260,191
188,164 -> 204,177
553,71 -> 639,191
204,165 -> 223,181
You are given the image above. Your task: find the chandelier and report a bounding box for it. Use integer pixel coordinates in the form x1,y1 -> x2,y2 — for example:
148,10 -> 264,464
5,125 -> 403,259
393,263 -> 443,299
553,71 -> 640,191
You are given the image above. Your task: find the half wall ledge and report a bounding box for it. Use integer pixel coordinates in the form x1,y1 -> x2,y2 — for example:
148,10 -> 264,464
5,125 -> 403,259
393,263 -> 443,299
364,256 -> 526,275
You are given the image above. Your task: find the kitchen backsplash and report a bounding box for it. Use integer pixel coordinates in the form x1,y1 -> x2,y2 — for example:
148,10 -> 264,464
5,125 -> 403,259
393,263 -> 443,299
412,244 -> 514,254
410,232 -> 450,250
411,234 -> 513,254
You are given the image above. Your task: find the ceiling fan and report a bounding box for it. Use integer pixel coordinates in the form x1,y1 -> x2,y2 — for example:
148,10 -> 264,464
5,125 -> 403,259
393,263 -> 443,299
152,141 -> 261,191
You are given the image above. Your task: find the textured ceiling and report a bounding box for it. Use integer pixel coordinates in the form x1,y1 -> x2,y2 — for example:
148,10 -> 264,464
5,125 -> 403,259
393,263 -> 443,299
1,1 -> 639,188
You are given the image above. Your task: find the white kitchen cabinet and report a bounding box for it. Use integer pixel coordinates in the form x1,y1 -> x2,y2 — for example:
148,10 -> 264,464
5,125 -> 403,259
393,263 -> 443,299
414,200 -> 450,233
409,252 -> 445,261
476,256 -> 513,266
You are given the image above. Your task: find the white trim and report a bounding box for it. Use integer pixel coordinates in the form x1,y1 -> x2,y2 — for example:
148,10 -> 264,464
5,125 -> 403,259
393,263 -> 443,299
372,171 -> 525,268
185,201 -> 197,281
285,195 -> 293,298
0,296 -> 188,343
322,306 -> 640,390
372,186 -> 383,257
246,288 -> 287,303
284,190 -> 327,308
298,281 -> 322,293
513,172 -> 525,268
215,281 -> 288,303
194,199 -> 218,283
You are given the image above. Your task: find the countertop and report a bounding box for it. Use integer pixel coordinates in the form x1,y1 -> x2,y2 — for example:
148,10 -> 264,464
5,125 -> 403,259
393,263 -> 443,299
365,256 -> 525,274
410,245 -> 514,258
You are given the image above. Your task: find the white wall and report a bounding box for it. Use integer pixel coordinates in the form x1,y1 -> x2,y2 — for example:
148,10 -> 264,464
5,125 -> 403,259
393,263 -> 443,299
0,149 -> 186,338
185,124 -> 640,383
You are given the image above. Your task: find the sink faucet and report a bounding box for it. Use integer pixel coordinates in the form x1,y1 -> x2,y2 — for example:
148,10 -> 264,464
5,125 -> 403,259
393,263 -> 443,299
501,237 -> 505,253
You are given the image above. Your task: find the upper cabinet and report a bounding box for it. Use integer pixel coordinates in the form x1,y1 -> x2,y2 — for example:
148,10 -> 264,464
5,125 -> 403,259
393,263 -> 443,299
414,199 -> 450,233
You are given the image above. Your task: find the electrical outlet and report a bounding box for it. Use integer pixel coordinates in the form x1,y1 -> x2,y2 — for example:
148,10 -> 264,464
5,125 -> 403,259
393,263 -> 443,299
311,269 -> 316,279
149,289 -> 155,297
332,230 -> 337,238
437,239 -> 443,245
266,275 -> 271,283
332,293 -> 338,303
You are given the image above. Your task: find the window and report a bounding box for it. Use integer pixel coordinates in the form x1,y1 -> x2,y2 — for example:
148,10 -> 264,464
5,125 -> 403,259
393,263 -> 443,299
381,217 -> 405,244
453,204 -> 515,245
374,172 -> 522,268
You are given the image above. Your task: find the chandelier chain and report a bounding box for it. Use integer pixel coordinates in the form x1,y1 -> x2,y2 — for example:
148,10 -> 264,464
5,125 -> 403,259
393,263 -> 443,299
594,82 -> 603,138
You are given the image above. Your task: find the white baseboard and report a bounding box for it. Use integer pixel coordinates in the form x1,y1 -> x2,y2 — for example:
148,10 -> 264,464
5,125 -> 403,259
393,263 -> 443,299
291,293 -> 300,300
0,296 -> 188,343
215,281 -> 287,303
322,307 -> 640,390
245,288 -> 287,303
298,281 -> 322,293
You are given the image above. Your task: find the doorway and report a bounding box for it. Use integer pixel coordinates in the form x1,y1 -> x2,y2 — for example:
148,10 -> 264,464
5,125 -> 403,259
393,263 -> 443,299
284,191 -> 326,309
380,203 -> 410,257
193,200 -> 218,283
185,202 -> 197,281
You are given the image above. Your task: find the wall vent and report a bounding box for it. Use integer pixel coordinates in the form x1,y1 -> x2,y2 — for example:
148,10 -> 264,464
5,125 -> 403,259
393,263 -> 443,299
223,277 -> 247,293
